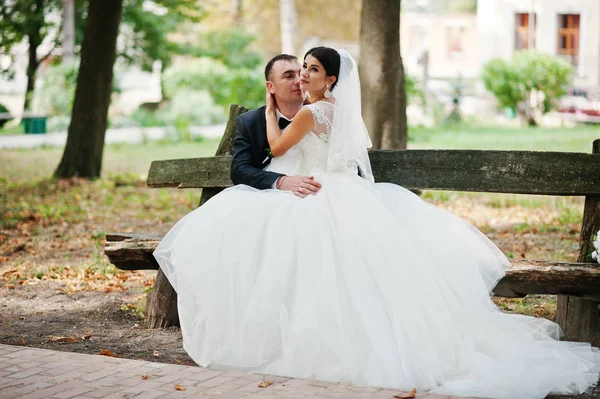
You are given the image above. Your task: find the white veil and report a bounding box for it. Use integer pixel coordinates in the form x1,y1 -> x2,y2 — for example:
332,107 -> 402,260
327,49 -> 374,183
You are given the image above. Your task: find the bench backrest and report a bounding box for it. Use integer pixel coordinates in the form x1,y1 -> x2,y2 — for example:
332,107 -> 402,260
147,105 -> 600,196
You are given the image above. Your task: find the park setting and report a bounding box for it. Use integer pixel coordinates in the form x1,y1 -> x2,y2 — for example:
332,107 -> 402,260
1,0 -> 600,398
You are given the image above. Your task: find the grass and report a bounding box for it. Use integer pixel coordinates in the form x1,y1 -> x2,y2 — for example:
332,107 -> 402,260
409,125 -> 600,152
0,138 -> 221,182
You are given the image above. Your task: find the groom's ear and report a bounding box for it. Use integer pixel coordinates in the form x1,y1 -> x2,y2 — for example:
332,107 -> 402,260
266,81 -> 275,94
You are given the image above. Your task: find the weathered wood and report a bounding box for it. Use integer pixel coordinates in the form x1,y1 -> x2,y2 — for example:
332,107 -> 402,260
145,269 -> 179,329
143,105 -> 248,329
555,139 -> 600,347
105,234 -> 160,270
146,149 -> 600,195
105,233 -> 600,297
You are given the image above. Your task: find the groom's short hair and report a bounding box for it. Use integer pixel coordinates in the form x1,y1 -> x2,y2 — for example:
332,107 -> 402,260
264,54 -> 298,81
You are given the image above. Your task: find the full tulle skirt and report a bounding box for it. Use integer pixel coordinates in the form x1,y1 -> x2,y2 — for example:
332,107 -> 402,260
154,172 -> 599,399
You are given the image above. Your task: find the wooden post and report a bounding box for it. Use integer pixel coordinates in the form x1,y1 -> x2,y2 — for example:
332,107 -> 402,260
146,105 -> 248,328
555,139 -> 600,347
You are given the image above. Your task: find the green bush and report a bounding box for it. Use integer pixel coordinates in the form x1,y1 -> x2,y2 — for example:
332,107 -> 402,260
34,61 -> 79,116
482,51 -> 573,126
163,57 -> 265,112
191,29 -> 263,70
159,90 -> 226,131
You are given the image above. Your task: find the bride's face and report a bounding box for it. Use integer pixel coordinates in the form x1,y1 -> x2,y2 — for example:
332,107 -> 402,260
300,55 -> 336,94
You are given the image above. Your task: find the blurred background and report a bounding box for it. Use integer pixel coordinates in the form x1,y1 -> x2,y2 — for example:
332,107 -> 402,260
0,0 -> 597,144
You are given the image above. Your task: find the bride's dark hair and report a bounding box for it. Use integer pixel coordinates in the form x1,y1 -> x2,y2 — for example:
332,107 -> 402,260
304,47 -> 340,90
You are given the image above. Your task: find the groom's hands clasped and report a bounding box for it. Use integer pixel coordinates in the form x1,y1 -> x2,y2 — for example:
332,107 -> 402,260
279,175 -> 321,198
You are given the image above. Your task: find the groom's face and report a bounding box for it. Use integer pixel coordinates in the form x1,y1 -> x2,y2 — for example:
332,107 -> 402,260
267,60 -> 305,105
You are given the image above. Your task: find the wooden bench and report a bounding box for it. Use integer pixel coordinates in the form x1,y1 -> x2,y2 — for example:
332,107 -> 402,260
105,105 -> 600,347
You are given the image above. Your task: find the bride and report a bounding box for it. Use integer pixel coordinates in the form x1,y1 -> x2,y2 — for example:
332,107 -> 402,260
154,47 -> 599,399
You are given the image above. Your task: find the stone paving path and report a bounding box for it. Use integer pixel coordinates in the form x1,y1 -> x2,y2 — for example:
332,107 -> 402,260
0,344 -> 480,399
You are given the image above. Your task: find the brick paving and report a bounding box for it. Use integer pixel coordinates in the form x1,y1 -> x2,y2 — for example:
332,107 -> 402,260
0,344 -> 480,398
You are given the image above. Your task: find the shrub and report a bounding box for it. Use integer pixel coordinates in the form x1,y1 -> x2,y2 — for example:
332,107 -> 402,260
482,51 -> 573,126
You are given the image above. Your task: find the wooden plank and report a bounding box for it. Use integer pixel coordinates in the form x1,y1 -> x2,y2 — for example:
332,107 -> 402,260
147,149 -> 600,195
104,233 -> 600,297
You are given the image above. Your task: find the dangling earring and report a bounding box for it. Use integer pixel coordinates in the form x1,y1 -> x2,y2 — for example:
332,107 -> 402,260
324,86 -> 332,99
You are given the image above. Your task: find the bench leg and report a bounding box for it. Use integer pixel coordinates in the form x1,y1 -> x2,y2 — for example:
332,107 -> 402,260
555,296 -> 600,347
146,268 -> 179,328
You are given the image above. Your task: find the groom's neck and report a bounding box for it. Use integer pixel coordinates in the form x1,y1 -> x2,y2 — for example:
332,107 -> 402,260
276,102 -> 303,120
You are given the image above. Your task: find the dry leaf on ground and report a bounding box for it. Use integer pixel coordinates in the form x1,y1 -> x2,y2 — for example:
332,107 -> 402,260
18,337 -> 25,345
393,388 -> 417,398
174,384 -> 186,391
99,349 -> 120,358
258,380 -> 273,388
81,335 -> 92,341
50,336 -> 78,342
153,350 -> 159,357
141,375 -> 149,380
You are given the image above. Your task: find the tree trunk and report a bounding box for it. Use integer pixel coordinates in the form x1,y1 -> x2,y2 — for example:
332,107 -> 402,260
555,139 -> 600,347
231,0 -> 243,25
23,36 -> 39,112
62,0 -> 76,63
54,0 -> 123,179
145,105 -> 248,329
23,0 -> 44,112
279,0 -> 297,55
359,0 -> 407,150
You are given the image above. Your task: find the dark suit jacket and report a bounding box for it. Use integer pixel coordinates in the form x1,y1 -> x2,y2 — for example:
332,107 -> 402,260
231,106 -> 283,189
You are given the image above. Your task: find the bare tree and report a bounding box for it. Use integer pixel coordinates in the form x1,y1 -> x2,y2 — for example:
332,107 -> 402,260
359,0 -> 407,149
279,0 -> 297,55
54,0 -> 123,178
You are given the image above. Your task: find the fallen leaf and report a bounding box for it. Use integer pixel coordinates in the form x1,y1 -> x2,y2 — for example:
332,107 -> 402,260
19,337 -> 25,345
81,335 -> 92,341
19,316 -> 24,320
141,375 -> 149,380
174,384 -> 186,391
99,349 -> 120,358
153,350 -> 159,357
258,380 -> 273,388
50,336 -> 78,342
6,284 -> 15,289
393,388 -> 417,398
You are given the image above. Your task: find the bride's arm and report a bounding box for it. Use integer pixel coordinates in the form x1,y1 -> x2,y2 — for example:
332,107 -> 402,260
266,94 -> 314,157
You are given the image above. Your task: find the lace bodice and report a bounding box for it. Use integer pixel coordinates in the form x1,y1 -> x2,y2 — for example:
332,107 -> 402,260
297,101 -> 334,173
266,101 -> 335,175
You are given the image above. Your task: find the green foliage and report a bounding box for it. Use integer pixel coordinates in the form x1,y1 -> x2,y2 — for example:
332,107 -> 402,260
159,89 -> 226,133
482,51 -> 573,125
0,0 -> 62,78
119,0 -> 205,71
163,57 -> 265,112
405,74 -> 425,105
34,61 -> 79,116
34,59 -> 119,117
186,29 -> 263,70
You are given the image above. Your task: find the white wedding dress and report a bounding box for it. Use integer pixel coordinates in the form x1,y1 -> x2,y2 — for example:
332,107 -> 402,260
154,101 -> 599,399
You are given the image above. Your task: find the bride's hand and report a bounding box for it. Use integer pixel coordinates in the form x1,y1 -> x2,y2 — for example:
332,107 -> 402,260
266,91 -> 277,115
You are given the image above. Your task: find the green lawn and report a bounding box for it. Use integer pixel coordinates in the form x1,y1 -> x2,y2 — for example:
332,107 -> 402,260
409,125 -> 600,152
1,138 -> 222,182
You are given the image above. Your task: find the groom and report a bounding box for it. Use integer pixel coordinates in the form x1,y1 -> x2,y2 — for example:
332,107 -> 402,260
231,54 -> 322,198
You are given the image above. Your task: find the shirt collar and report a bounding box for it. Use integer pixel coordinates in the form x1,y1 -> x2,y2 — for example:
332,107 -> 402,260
276,108 -> 291,122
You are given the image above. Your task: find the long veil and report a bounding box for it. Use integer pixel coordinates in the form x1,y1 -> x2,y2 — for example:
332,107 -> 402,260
327,49 -> 374,183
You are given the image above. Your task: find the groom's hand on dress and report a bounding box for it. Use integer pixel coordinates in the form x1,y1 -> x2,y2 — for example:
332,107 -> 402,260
280,175 -> 321,198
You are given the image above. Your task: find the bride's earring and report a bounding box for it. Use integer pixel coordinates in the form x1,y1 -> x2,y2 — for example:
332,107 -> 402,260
324,86 -> 332,99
